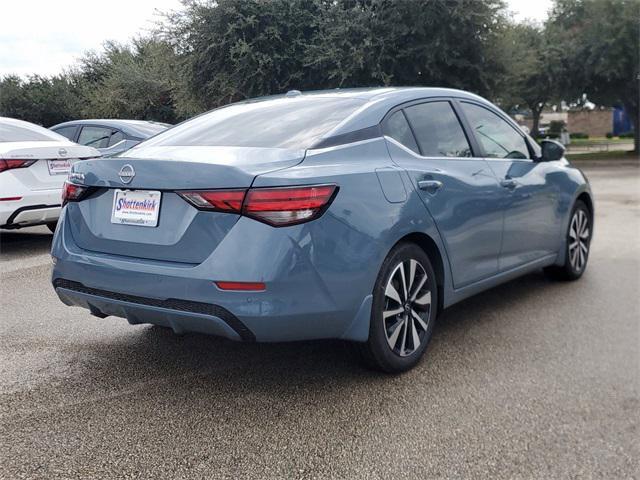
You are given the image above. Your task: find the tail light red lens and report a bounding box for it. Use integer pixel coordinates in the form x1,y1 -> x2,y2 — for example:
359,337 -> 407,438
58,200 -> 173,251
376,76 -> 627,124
243,185 -> 337,226
61,181 -> 91,206
178,189 -> 245,213
179,184 -> 338,227
0,159 -> 36,173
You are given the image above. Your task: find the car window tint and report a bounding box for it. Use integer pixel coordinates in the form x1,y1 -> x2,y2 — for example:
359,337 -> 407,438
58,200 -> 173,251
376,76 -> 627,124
461,102 -> 530,159
52,126 -> 76,141
404,102 -> 471,157
383,111 -> 419,153
139,97 -> 366,150
78,126 -> 112,148
108,130 -> 125,147
126,122 -> 169,137
0,121 -> 66,142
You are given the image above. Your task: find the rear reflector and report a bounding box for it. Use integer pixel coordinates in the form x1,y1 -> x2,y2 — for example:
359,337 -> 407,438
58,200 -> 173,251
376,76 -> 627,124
0,196 -> 22,201
0,159 -> 36,173
215,281 -> 266,291
179,184 -> 338,227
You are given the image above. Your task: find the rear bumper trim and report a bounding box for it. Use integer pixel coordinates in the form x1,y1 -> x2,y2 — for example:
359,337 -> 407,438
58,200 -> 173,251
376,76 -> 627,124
1,203 -> 61,229
53,278 -> 256,342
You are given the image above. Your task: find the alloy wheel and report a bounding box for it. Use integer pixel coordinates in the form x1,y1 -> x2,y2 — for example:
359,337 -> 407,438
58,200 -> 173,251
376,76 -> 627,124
568,209 -> 590,272
383,259 -> 432,357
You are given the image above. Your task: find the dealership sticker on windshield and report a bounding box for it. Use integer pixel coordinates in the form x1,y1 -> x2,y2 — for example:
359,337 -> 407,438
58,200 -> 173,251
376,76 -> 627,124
111,189 -> 161,227
47,159 -> 72,175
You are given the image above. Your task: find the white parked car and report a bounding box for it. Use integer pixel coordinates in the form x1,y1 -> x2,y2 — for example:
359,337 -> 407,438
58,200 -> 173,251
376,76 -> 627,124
0,117 -> 100,232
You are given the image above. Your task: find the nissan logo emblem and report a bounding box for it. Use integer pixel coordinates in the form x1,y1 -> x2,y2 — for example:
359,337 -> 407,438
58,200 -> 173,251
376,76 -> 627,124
118,164 -> 135,184
58,148 -> 68,157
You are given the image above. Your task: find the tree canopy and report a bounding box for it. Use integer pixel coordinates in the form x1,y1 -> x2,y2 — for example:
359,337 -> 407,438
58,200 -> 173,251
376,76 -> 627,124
547,0 -> 640,150
0,0 -> 638,150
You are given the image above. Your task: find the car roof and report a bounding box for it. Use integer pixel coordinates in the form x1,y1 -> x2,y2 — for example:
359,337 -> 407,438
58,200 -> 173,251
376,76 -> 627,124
243,86 -> 484,101
50,119 -> 171,138
233,87 -> 492,138
0,116 -> 69,143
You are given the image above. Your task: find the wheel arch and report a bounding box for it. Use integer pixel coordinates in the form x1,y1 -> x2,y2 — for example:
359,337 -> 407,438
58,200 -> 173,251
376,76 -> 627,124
554,188 -> 595,268
576,191 -> 594,221
394,232 -> 446,314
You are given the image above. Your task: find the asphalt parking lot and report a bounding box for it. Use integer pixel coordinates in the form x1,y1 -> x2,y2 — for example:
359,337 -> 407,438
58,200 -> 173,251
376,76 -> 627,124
1,162 -> 638,479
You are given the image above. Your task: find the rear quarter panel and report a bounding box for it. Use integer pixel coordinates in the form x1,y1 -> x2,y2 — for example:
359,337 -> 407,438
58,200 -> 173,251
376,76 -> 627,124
252,138 -> 450,333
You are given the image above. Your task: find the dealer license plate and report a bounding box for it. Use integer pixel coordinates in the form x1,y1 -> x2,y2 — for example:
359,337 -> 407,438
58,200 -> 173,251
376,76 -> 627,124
110,189 -> 161,227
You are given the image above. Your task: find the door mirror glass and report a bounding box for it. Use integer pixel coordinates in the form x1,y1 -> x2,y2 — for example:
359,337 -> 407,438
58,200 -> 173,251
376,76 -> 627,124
540,139 -> 565,161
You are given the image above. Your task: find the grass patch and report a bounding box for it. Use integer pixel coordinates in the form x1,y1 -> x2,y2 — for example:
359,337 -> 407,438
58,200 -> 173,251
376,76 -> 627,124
566,150 -> 639,161
569,137 -> 632,146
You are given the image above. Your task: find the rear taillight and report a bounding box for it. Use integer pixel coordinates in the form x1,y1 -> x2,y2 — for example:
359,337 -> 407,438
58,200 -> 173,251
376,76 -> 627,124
244,185 -> 337,226
0,159 -> 36,173
179,184 -> 338,227
178,190 -> 245,213
61,181 -> 92,206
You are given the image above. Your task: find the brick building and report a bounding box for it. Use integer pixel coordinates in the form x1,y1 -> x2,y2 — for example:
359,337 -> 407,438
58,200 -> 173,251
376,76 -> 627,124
567,110 -> 613,137
516,109 -> 614,137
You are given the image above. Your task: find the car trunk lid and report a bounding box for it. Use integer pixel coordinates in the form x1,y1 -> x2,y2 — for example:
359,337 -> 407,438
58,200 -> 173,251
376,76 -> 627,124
66,147 -> 304,264
1,141 -> 98,191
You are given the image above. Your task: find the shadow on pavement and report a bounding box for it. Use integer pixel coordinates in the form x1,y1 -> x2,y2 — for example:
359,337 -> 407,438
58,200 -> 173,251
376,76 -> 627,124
0,228 -> 53,257
62,269 -> 559,397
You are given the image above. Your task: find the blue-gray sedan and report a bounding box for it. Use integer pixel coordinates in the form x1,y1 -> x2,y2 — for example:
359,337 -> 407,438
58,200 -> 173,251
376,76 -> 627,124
51,88 -> 593,372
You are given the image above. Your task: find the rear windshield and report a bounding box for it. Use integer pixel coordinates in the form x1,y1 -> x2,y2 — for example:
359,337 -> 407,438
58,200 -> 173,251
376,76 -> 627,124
127,122 -> 170,138
138,97 -> 366,149
0,120 -> 66,142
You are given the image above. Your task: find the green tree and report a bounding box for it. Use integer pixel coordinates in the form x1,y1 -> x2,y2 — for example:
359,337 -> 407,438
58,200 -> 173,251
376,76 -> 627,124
0,74 -> 84,127
163,0 -> 508,113
80,38 -> 180,123
163,0 -> 322,114
497,22 -> 561,137
548,0 -> 640,152
306,0 -> 506,96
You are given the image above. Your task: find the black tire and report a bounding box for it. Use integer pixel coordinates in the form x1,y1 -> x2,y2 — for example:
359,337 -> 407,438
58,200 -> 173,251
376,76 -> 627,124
358,242 -> 438,373
46,221 -> 58,234
544,200 -> 592,281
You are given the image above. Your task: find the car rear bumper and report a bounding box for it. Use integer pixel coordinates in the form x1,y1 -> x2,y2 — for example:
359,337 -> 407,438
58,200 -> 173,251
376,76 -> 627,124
54,278 -> 252,341
51,208 -> 376,342
0,189 -> 61,228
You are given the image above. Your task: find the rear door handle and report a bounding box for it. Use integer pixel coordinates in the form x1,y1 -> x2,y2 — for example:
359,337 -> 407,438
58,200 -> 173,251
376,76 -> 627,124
500,178 -> 518,189
418,180 -> 443,193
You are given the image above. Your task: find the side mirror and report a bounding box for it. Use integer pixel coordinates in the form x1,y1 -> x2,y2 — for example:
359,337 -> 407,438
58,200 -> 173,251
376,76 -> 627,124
540,139 -> 565,162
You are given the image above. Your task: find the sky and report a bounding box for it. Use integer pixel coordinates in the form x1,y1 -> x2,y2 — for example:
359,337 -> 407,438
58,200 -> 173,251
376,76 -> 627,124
0,0 -> 553,78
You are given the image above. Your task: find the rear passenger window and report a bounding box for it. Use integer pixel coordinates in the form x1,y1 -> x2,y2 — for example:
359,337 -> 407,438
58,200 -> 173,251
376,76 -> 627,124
108,130 -> 125,147
383,111 -> 419,153
78,126 -> 112,148
52,126 -> 76,141
404,102 -> 471,157
460,102 -> 530,159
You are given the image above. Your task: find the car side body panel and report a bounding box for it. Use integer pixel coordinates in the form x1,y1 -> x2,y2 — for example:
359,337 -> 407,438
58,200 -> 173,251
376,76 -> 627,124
250,137 -> 452,341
